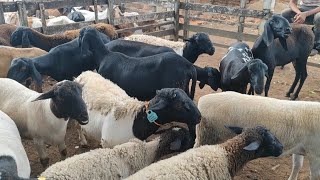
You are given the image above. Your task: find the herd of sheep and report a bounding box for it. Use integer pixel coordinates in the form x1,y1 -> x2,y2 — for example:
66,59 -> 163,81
0,4 -> 318,180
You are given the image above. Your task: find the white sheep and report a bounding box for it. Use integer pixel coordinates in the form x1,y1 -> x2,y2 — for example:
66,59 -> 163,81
0,46 -> 47,78
29,16 -> 75,28
0,78 -> 88,168
74,71 -> 201,148
126,125 -> 283,180
195,91 -> 320,180
40,126 -> 191,180
0,110 -> 30,179
124,32 -> 215,64
71,7 -> 108,22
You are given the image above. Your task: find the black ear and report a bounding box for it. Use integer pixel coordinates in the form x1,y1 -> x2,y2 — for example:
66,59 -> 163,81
28,61 -> 43,92
279,38 -> 288,51
170,138 -> 182,151
243,141 -> 261,151
79,32 -> 93,57
231,65 -> 247,81
199,82 -> 205,89
149,99 -> 168,111
21,31 -> 30,48
32,89 -> 55,102
183,38 -> 190,42
225,125 -> 243,134
262,22 -> 274,47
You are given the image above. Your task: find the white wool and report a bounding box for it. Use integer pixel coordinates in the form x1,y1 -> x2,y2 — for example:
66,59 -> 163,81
124,34 -> 185,55
75,71 -> 144,148
0,78 -> 70,161
72,8 -> 108,22
195,91 -> 320,180
0,111 -> 30,178
29,16 -> 75,28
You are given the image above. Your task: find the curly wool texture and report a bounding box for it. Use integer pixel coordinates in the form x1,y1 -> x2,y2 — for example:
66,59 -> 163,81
40,138 -> 159,180
0,46 -> 47,77
124,34 -> 185,55
126,145 -> 231,180
195,91 -> 320,151
63,23 -> 118,40
74,71 -> 144,120
0,24 -> 16,46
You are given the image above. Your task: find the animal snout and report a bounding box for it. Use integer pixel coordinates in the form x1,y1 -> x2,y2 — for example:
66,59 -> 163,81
77,112 -> 89,125
274,144 -> 284,157
285,27 -> 292,34
207,47 -> 215,55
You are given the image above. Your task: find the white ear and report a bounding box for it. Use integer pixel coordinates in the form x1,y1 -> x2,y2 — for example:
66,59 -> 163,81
243,141 -> 261,151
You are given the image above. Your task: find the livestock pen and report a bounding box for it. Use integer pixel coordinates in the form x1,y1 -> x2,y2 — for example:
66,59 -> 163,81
0,0 -> 319,179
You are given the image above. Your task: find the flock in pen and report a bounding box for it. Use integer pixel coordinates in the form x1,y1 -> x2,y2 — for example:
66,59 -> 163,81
0,1 -> 319,179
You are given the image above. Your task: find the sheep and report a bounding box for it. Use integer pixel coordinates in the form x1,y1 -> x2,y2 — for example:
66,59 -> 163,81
67,11 -> 85,22
126,125 -> 283,180
71,7 -> 108,22
251,14 -> 314,100
0,46 -> 47,78
40,126 -> 191,180
0,78 -> 88,168
10,23 -> 117,51
28,16 -> 75,29
195,91 -> 320,180
7,30 -> 111,92
220,42 -> 268,95
0,110 -> 30,179
74,71 -> 201,148
79,27 -> 198,101
0,24 -> 17,46
106,39 -> 221,91
124,32 -> 215,63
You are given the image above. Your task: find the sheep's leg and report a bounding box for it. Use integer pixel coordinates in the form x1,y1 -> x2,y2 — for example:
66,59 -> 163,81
286,63 -> 301,98
33,139 -> 49,168
247,85 -> 254,95
264,69 -> 274,97
58,142 -> 67,160
288,154 -> 304,180
291,64 -> 308,100
309,157 -> 320,180
78,128 -> 89,148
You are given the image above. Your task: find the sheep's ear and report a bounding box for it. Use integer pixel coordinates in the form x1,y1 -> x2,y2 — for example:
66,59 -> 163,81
32,90 -> 55,102
21,31 -> 30,48
243,141 -> 261,151
79,33 -> 93,57
231,65 -> 247,81
279,38 -> 288,51
28,61 -> 43,92
262,22 -> 274,47
225,125 -> 243,134
170,138 -> 182,151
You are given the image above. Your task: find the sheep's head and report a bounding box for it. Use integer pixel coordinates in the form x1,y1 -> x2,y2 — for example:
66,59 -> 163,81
225,125 -> 283,158
200,67 -> 221,91
147,88 -> 201,146
10,26 -> 31,47
262,15 -> 292,50
67,11 -> 85,22
33,80 -> 89,125
185,32 -> 215,56
7,58 -> 43,93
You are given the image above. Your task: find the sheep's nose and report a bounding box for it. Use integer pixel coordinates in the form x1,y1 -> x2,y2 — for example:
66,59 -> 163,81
286,27 -> 292,33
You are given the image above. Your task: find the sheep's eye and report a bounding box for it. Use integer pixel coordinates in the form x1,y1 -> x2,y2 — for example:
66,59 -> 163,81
172,93 -> 177,99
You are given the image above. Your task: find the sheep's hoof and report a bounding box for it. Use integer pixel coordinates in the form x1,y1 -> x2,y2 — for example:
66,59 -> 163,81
289,96 -> 298,101
60,149 -> 67,158
285,93 -> 291,97
40,158 -> 49,168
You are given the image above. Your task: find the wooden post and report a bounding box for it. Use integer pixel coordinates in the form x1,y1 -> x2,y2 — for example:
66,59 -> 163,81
183,0 -> 189,39
174,0 -> 180,41
258,0 -> 272,35
17,1 -> 28,27
107,0 -> 114,25
0,3 -> 5,24
39,3 -> 47,34
93,0 -> 99,23
237,0 -> 246,42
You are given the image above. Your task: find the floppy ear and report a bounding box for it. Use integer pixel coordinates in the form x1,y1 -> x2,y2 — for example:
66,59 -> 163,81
243,141 -> 261,151
79,33 -> 93,57
28,61 -> 43,92
170,138 -> 182,151
32,89 -> 55,102
262,21 -> 274,47
21,31 -> 30,48
231,65 -> 247,81
225,125 -> 243,134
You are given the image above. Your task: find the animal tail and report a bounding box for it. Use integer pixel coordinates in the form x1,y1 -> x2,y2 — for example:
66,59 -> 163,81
189,66 -> 197,100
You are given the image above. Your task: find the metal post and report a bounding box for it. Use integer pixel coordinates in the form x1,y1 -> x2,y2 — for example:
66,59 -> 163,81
174,0 -> 180,41
183,0 -> 189,39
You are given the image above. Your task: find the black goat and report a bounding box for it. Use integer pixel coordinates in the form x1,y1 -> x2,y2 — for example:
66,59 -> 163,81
251,15 -> 314,100
7,31 -> 111,92
220,42 -> 268,94
79,27 -> 197,101
106,39 -> 221,91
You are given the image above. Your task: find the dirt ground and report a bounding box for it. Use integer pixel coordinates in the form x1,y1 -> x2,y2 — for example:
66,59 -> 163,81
22,0 -> 320,179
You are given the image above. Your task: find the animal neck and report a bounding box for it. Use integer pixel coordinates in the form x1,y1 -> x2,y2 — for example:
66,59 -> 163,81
49,99 -> 69,120
252,36 -> 268,52
90,37 -> 110,66
28,29 -> 52,51
183,42 -> 200,63
0,156 -> 20,180
194,65 -> 208,87
132,105 -> 161,140
220,133 -> 259,177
